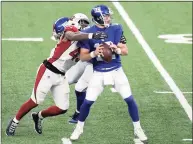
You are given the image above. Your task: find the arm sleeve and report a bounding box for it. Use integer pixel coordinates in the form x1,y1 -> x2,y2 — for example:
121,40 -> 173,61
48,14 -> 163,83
120,32 -> 127,44
114,25 -> 123,45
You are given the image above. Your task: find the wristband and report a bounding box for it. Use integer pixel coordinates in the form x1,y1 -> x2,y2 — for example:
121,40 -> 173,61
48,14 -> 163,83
90,51 -> 96,58
88,33 -> 93,39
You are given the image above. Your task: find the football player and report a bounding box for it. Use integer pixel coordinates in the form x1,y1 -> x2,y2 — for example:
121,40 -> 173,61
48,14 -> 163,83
51,14 -> 94,124
65,13 -> 127,124
6,18 -> 107,136
68,32 -> 127,124
69,5 -> 148,143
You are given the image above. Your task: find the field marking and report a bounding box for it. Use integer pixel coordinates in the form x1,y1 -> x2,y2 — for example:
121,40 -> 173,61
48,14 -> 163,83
154,91 -> 192,94
51,36 -> 57,41
2,38 -> 44,41
158,34 -> 192,44
133,138 -> 143,144
111,0 -> 192,121
110,88 -> 117,93
182,139 -> 192,141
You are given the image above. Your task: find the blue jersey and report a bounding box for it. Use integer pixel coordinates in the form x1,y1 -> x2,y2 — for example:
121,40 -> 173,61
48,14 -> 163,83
77,24 -> 123,72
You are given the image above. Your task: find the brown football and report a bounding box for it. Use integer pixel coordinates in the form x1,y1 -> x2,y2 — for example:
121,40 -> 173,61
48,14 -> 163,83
101,43 -> 112,63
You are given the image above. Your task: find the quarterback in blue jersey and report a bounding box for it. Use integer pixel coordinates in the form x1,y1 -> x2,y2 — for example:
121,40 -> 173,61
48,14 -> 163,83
70,5 -> 148,143
68,31 -> 128,124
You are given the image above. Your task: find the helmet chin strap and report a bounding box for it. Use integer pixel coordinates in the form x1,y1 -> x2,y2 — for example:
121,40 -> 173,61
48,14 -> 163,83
104,23 -> 110,27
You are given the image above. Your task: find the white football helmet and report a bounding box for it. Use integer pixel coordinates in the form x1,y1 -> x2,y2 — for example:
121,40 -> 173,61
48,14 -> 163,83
71,13 -> 90,29
66,20 -> 81,30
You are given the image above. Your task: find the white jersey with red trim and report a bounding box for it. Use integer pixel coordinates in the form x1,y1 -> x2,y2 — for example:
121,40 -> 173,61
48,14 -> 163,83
47,40 -> 79,73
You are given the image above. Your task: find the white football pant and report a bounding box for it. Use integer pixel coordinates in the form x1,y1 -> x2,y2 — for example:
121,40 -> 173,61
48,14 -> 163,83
66,61 -> 93,92
85,67 -> 132,101
31,64 -> 70,110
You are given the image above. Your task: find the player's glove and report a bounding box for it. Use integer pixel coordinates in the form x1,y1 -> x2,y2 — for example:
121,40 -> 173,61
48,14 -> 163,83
120,33 -> 127,44
90,32 -> 108,40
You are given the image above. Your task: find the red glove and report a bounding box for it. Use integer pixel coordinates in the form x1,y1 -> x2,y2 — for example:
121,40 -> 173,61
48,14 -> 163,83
64,25 -> 79,33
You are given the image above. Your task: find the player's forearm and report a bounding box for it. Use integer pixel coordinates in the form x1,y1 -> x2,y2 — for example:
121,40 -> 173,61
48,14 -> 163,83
117,43 -> 128,55
65,32 -> 93,41
80,53 -> 93,61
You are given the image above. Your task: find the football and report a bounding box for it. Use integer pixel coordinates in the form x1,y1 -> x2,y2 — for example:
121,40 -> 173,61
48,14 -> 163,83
101,42 -> 112,63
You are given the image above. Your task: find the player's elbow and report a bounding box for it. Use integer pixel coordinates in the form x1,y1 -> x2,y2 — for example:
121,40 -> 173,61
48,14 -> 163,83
80,55 -> 87,61
65,35 -> 74,41
80,49 -> 91,61
80,57 -> 86,61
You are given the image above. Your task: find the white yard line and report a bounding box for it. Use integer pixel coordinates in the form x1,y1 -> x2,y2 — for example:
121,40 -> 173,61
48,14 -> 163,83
2,38 -> 44,41
110,88 -> 117,93
154,91 -> 192,94
51,36 -> 57,41
182,139 -> 192,141
111,0 -> 192,121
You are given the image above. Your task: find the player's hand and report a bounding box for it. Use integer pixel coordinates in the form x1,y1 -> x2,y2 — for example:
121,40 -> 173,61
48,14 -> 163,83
110,43 -> 122,54
94,45 -> 104,56
110,43 -> 118,52
92,32 -> 108,40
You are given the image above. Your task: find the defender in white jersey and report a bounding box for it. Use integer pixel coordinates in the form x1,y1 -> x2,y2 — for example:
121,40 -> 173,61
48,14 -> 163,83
5,19 -> 108,136
53,13 -> 92,89
51,14 -> 94,124
65,13 -> 92,87
61,13 -> 92,89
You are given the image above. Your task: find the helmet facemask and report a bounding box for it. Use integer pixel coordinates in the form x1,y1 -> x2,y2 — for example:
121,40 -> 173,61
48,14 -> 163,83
70,13 -> 90,30
52,24 -> 64,40
78,19 -> 90,29
53,31 -> 63,40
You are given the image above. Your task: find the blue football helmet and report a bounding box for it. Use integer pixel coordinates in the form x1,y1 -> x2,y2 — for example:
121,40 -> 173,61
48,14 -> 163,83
52,16 -> 85,40
53,17 -> 69,40
91,4 -> 113,27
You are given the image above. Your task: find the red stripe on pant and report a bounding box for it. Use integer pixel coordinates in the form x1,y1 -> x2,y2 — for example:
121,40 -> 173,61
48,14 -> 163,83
34,64 -> 46,103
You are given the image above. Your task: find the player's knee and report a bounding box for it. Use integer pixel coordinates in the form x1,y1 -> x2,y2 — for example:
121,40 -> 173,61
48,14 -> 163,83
31,97 -> 37,104
75,82 -> 87,92
37,97 -> 45,104
118,84 -> 132,99
31,95 -> 44,104
67,77 -> 76,85
66,72 -> 76,85
57,102 -> 69,110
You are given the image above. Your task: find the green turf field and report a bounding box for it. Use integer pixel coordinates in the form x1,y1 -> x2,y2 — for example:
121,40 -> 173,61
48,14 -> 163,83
2,2 -> 192,144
